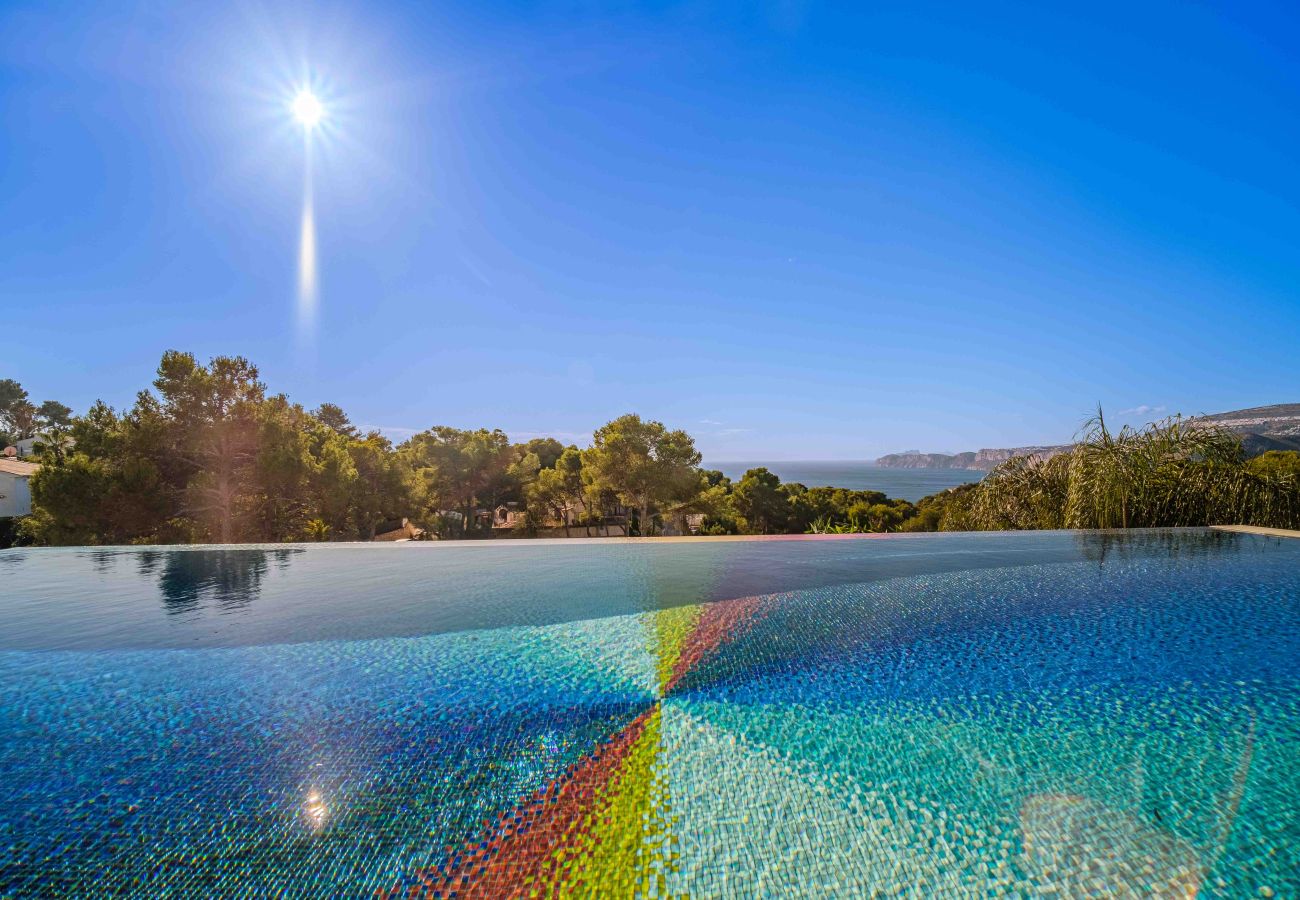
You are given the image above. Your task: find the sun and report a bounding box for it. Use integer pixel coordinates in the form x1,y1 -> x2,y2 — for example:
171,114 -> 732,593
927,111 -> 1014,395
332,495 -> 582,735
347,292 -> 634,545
292,90 -> 324,130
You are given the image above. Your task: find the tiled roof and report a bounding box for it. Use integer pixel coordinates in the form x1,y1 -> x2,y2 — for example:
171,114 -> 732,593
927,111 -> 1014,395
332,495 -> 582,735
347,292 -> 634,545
0,458 -> 40,476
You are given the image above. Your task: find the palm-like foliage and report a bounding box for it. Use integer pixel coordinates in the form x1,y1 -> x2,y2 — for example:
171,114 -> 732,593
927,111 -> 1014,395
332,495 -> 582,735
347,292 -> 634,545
959,452 -> 1071,531
949,411 -> 1300,531
808,515 -> 855,534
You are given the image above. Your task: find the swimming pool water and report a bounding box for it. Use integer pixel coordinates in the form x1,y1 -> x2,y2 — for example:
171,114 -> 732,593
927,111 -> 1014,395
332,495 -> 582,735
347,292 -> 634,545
1,530 -> 1297,896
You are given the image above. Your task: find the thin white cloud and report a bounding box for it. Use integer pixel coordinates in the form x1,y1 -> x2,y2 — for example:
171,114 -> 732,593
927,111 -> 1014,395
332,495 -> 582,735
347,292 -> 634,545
1118,404 -> 1166,417
699,418 -> 724,426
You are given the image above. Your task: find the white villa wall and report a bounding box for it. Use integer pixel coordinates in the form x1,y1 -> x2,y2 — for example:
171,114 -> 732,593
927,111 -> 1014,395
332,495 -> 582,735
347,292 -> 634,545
0,471 -> 32,518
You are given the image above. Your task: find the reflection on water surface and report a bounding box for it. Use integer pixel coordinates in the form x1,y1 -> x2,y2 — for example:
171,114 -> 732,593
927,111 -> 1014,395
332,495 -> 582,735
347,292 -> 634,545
0,528 -> 1287,651
140,548 -> 300,613
0,530 -> 1296,896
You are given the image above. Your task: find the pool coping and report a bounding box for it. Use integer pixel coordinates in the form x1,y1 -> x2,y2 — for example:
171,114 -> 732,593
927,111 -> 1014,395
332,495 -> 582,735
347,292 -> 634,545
1211,524 -> 1300,539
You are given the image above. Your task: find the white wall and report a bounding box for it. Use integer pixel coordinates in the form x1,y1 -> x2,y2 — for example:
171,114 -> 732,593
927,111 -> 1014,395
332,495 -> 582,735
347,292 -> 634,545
0,472 -> 32,518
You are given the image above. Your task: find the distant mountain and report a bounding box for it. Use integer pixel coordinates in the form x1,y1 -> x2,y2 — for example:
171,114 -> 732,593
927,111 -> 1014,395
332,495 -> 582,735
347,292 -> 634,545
1194,403 -> 1300,453
876,447 -> 1067,471
876,403 -> 1300,470
875,452 -> 976,469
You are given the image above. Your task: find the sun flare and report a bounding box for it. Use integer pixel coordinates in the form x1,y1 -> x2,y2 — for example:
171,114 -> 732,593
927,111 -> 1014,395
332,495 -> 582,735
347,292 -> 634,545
292,90 -> 324,129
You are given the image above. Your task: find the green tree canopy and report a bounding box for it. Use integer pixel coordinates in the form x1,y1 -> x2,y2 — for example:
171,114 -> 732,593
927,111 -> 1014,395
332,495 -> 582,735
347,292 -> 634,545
519,437 -> 566,471
312,402 -> 360,439
732,467 -> 788,534
36,400 -> 73,429
0,379 -> 29,445
151,351 -> 266,542
23,352 -> 411,545
400,426 -> 512,535
25,400 -> 173,545
0,379 -> 69,445
1246,450 -> 1300,482
527,448 -> 586,536
581,414 -> 702,536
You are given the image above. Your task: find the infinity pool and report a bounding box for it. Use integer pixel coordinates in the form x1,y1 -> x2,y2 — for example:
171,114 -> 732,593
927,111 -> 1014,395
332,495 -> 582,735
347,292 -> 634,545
1,530 -> 1297,896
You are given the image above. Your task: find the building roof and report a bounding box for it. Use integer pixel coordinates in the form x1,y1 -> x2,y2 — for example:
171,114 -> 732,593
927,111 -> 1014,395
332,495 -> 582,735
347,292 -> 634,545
0,458 -> 40,477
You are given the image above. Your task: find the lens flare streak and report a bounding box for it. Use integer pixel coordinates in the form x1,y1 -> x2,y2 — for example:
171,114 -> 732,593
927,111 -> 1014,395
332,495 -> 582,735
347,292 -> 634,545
297,137 -> 317,333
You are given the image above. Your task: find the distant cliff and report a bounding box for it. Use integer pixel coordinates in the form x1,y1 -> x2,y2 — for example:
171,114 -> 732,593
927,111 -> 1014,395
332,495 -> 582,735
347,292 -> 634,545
876,446 -> 1066,471
875,451 -> 971,469
876,403 -> 1300,470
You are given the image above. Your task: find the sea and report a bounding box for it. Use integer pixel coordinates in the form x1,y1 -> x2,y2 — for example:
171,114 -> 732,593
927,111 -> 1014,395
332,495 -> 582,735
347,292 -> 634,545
705,461 -> 983,503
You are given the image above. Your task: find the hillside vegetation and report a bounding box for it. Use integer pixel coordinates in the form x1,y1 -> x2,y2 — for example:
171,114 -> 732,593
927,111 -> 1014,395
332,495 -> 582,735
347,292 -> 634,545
934,413 -> 1300,531
6,354 -> 1299,545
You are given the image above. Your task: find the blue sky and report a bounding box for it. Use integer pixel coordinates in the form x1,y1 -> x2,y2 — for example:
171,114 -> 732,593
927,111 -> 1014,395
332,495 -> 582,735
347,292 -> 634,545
3,1 -> 1298,459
